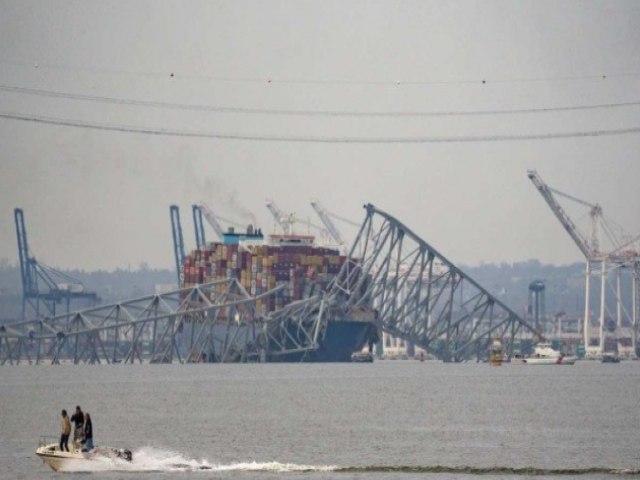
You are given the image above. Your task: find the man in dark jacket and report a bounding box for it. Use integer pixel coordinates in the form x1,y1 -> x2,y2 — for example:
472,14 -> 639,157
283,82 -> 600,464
82,413 -> 94,451
70,406 -> 85,445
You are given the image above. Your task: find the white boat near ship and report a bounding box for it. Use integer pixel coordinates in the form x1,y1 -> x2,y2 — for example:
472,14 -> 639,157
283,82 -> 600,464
521,343 -> 577,365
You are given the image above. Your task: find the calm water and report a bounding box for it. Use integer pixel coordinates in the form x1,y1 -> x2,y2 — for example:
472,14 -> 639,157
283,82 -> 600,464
1,361 -> 639,479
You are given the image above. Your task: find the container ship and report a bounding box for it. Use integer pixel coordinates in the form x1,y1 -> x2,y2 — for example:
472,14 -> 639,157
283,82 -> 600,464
181,226 -> 378,362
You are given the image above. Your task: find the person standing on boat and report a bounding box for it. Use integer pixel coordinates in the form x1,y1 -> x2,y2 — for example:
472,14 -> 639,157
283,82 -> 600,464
70,406 -> 85,446
82,413 -> 94,451
60,410 -> 71,452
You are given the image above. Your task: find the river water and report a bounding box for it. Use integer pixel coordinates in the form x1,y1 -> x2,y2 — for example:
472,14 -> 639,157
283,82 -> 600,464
1,361 -> 639,479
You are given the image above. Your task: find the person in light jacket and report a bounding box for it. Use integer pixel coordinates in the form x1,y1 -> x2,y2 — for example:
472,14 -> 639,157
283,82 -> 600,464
60,410 -> 71,452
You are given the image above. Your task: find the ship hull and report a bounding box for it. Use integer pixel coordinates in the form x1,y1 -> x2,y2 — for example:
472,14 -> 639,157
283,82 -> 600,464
268,320 -> 377,362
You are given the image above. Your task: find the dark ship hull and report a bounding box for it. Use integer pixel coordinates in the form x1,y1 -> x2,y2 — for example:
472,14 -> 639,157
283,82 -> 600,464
268,319 -> 378,362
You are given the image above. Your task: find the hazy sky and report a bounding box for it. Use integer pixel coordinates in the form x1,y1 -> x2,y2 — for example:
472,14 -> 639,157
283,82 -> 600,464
1,1 -> 639,271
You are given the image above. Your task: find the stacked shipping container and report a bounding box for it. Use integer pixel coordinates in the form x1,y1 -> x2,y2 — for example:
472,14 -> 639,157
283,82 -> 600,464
182,237 -> 346,314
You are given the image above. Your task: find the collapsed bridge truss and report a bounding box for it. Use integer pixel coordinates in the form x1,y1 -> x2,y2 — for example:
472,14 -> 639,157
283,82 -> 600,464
1,204 -> 538,364
329,204 -> 538,361
0,279 -> 328,365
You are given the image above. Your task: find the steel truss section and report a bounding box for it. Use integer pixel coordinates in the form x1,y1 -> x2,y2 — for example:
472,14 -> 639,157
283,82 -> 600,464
264,295 -> 326,360
0,280 -> 323,365
329,204 -> 538,362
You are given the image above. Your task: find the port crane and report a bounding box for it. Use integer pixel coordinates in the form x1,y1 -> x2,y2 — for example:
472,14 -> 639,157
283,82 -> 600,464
169,205 -> 186,285
527,170 -> 638,358
14,208 -> 98,320
311,199 -> 350,250
265,200 -> 297,235
527,171 -> 603,258
194,203 -> 246,241
192,204 -> 207,249
265,200 -> 329,241
171,203 -> 247,284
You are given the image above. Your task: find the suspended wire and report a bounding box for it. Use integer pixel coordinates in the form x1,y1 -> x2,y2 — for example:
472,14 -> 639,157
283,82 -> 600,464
2,110 -> 640,143
3,59 -> 640,86
2,84 -> 640,118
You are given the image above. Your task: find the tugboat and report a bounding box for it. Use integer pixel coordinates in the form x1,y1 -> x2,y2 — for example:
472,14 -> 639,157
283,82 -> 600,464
489,337 -> 503,366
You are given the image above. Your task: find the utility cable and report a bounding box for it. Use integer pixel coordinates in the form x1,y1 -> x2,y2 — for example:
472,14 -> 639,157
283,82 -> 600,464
2,110 -> 640,143
2,84 -> 640,117
2,58 -> 640,85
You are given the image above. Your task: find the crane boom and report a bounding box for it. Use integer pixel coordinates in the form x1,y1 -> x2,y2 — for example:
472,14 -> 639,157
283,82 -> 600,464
14,208 -> 34,296
266,200 -> 293,234
192,205 -> 207,249
527,170 -> 595,259
266,200 -> 326,237
169,205 -> 185,284
310,200 -> 346,247
196,203 -> 225,239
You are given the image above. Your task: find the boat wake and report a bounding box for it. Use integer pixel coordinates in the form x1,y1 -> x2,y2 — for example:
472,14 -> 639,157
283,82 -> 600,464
58,447 -> 335,473
58,448 -> 640,476
336,466 -> 640,476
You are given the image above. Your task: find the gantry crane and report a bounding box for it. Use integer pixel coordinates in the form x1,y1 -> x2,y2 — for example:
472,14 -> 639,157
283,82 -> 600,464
527,170 -> 603,259
265,200 -> 326,237
169,205 -> 185,285
265,200 -> 295,234
527,170 -> 638,358
192,204 -> 206,250
194,203 -> 246,241
171,203 -> 246,286
310,199 -> 347,249
14,208 -> 98,320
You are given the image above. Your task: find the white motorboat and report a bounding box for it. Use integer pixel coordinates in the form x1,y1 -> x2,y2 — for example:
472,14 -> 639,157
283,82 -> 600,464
36,436 -> 132,471
523,343 -> 576,365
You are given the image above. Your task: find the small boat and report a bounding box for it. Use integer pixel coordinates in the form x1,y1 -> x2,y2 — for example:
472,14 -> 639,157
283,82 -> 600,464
351,351 -> 374,362
36,436 -> 132,472
601,353 -> 621,363
511,353 -> 527,364
523,343 -> 577,365
489,337 -> 504,366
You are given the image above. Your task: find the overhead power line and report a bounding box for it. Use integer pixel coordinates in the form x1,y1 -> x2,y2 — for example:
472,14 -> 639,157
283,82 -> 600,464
1,110 -> 640,143
2,58 -> 640,86
2,84 -> 640,117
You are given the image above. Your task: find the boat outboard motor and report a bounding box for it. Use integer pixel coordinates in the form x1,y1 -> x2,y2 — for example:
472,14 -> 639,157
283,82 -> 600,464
116,449 -> 133,461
